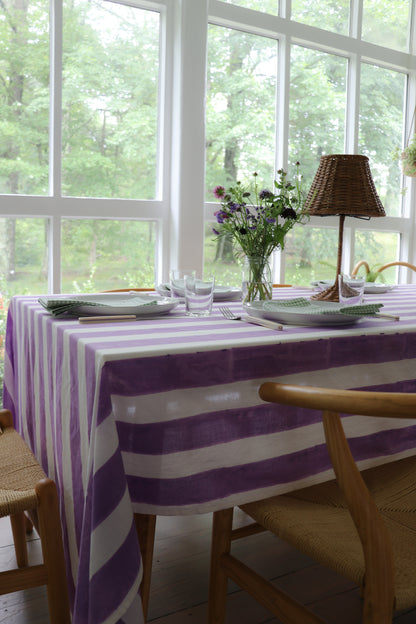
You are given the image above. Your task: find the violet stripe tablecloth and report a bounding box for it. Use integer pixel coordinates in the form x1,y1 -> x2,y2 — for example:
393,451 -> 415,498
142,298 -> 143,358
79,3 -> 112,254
4,285 -> 416,624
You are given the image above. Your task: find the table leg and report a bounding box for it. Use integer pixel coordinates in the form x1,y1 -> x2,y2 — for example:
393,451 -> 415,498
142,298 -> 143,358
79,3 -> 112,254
134,513 -> 156,621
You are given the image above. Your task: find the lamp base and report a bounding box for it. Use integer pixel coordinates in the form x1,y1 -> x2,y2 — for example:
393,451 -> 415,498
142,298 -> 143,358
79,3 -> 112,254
310,279 -> 340,302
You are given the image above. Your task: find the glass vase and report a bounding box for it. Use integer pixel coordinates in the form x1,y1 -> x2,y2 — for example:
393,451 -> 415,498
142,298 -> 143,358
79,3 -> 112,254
242,255 -> 273,303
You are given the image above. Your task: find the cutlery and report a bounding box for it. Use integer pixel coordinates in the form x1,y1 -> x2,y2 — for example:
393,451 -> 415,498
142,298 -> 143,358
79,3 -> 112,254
374,312 -> 400,321
79,315 -> 137,323
219,306 -> 283,331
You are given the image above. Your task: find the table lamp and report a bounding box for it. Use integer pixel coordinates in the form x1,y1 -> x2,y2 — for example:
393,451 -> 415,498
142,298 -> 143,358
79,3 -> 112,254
305,154 -> 385,302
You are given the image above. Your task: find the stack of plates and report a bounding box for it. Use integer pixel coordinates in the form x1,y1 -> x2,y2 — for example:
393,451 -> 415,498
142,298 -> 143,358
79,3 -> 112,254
39,293 -> 179,317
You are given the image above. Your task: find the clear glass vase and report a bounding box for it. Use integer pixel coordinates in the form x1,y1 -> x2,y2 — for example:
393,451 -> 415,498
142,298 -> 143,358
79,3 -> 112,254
242,255 -> 273,303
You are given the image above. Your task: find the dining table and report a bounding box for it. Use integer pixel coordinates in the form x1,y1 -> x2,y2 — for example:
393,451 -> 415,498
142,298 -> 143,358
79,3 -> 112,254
3,284 -> 416,624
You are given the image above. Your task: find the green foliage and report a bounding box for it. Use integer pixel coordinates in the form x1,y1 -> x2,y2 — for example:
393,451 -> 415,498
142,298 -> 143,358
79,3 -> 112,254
392,134 -> 416,177
212,166 -> 310,261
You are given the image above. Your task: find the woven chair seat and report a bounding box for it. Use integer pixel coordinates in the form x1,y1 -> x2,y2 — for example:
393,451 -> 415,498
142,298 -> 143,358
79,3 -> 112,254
0,425 -> 46,517
0,409 -> 70,623
241,454 -> 416,611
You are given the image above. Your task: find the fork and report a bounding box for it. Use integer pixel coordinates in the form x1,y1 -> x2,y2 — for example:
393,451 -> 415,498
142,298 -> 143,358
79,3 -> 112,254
219,306 -> 283,331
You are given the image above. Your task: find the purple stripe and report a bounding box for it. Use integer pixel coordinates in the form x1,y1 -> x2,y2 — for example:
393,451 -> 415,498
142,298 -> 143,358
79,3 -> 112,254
92,450 -> 128,528
126,423 -> 416,507
101,334 -> 416,401
74,521 -> 140,624
116,404 -> 323,454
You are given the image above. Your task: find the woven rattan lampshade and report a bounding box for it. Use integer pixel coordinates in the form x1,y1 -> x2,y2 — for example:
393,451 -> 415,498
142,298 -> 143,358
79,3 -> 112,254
306,154 -> 385,217
306,154 -> 385,301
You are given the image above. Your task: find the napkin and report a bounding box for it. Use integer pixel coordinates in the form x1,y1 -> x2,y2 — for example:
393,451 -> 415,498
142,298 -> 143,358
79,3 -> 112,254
263,298 -> 384,316
38,294 -> 157,317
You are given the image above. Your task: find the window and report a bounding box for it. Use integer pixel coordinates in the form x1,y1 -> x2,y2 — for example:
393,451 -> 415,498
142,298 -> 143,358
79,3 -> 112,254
205,0 -> 414,285
62,0 -> 160,200
1,0 -> 416,303
0,0 -> 163,303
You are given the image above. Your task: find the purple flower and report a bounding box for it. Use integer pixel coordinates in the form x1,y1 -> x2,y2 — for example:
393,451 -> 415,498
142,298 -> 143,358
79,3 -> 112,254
213,185 -> 225,199
214,210 -> 229,224
282,207 -> 297,220
259,189 -> 273,200
266,217 -> 276,223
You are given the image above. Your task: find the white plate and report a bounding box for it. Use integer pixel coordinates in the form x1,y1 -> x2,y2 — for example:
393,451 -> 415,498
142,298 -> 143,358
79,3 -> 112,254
362,283 -> 396,294
311,280 -> 395,295
55,293 -> 179,316
157,283 -> 242,301
244,300 -> 365,327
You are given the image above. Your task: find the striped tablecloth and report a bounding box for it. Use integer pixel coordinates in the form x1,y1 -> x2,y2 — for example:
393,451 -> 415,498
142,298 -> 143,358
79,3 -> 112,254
4,285 -> 416,624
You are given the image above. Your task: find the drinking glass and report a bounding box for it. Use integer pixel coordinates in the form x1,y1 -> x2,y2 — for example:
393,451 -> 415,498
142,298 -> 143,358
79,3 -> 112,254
338,275 -> 365,305
184,274 -> 215,316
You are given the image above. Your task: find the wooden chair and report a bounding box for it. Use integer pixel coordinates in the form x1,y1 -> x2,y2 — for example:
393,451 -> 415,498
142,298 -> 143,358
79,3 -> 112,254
0,409 -> 70,623
352,260 -> 416,279
209,383 -> 416,624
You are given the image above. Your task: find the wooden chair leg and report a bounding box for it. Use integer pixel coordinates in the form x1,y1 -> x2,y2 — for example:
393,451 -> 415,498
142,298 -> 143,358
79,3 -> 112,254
10,512 -> 28,567
24,513 -> 34,535
208,508 -> 234,624
134,512 -> 156,621
36,479 -> 71,624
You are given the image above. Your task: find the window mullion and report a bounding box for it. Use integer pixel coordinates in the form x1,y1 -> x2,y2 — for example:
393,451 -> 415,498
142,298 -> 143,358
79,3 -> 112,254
49,0 -> 63,292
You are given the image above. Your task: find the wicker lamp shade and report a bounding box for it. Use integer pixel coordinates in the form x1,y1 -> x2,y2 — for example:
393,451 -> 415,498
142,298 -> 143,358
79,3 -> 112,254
307,154 -> 385,301
306,154 -> 385,217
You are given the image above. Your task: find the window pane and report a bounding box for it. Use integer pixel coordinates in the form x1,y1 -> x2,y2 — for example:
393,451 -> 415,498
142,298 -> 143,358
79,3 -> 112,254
61,219 -> 157,291
62,1 -> 160,199
0,218 -> 48,295
359,63 -> 405,217
291,0 -> 349,36
354,231 -> 400,281
285,226 -> 339,285
204,224 -> 242,288
0,0 -> 49,195
362,0 -> 411,52
289,45 -> 347,187
205,25 -> 278,196
218,0 -> 278,15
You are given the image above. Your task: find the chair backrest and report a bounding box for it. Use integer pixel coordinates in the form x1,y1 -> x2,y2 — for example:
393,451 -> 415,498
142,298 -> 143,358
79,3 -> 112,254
258,383 -> 416,615
351,259 -> 416,278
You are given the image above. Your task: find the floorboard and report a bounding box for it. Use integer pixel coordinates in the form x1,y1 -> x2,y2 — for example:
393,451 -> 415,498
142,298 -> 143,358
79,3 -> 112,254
0,511 -> 415,623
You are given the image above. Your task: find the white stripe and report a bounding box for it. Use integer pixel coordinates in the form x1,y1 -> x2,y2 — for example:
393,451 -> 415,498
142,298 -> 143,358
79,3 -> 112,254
119,593 -> 145,624
2,349 -> 14,405
94,412 -> 120,473
16,302 -> 29,442
42,314 -> 55,481
60,328 -> 79,583
89,487 -> 133,579
33,314 -> 41,457
112,357 -> 416,426
77,340 -> 91,493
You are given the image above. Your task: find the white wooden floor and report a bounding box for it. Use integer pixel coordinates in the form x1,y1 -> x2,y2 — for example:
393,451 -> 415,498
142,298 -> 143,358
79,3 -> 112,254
1,511 -> 416,623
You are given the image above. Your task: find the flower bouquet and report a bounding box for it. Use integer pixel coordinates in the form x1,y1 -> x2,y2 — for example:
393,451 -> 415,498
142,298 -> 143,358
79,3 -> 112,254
213,163 -> 310,301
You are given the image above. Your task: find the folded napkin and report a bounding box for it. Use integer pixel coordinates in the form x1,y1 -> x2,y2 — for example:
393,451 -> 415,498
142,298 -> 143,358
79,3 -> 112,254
38,294 -> 157,317
263,298 -> 384,316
